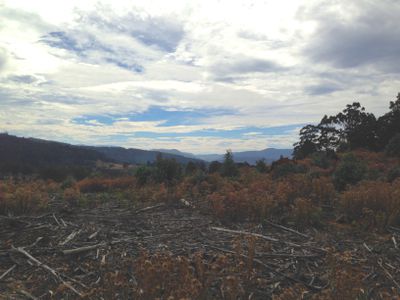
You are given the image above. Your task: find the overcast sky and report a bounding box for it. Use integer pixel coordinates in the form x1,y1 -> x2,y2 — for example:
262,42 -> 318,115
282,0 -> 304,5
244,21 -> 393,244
1,0 -> 399,153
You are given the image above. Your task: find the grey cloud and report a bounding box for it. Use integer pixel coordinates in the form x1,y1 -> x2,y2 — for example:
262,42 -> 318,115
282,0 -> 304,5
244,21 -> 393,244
7,75 -> 38,84
0,48 -> 6,72
305,84 -> 342,95
237,30 -> 288,49
212,57 -> 285,80
41,31 -> 144,73
303,1 -> 400,72
80,9 -> 184,53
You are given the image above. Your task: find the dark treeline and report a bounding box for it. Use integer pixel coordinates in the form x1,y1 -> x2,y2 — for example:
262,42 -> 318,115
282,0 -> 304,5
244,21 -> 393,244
0,134 -> 106,180
293,93 -> 400,159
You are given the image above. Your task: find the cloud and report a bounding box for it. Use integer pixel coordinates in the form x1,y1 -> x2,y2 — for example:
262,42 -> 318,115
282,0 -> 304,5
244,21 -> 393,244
305,84 -> 342,96
80,6 -> 185,53
209,57 -> 286,82
302,0 -> 400,73
0,48 -> 7,72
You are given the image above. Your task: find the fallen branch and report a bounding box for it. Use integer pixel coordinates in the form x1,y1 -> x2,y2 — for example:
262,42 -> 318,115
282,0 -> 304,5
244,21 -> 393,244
59,230 -> 82,246
0,264 -> 16,280
12,246 -> 83,297
133,203 -> 165,214
18,289 -> 38,300
62,243 -> 105,255
211,226 -> 278,242
210,226 -> 326,253
378,259 -> 400,291
264,220 -> 309,238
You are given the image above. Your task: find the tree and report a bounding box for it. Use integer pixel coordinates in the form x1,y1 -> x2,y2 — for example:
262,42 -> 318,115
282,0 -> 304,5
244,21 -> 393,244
208,161 -> 221,174
294,102 -> 378,158
334,102 -> 377,150
293,125 -> 321,159
333,153 -> 367,190
385,133 -> 400,158
185,161 -> 197,175
377,93 -> 400,148
255,159 -> 268,173
153,154 -> 182,184
221,150 -> 238,177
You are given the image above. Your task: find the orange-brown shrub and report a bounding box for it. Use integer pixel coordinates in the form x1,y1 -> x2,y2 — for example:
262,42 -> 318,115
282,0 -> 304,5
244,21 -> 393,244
310,177 -> 336,205
0,180 -> 52,215
76,176 -> 135,193
132,251 -> 204,299
340,179 -> 400,227
291,198 -> 322,228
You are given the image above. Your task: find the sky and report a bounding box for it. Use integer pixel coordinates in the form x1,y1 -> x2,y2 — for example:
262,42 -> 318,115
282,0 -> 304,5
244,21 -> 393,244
1,0 -> 399,154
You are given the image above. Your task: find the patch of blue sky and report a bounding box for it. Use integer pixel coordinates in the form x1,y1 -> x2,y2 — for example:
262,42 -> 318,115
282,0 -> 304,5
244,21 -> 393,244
134,124 -> 305,139
72,106 -> 237,127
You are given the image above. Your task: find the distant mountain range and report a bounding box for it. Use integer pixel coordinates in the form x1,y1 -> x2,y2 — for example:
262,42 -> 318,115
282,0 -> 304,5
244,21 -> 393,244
89,147 -> 203,165
153,148 -> 293,165
0,134 -> 292,174
0,134 -> 202,173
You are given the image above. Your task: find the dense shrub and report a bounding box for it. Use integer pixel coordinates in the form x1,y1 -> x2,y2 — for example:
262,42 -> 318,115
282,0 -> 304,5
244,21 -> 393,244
333,153 -> 367,190
153,155 -> 182,184
255,159 -> 268,173
388,166 -> 400,182
271,160 -> 307,179
77,177 -> 135,193
0,180 -> 53,215
135,166 -> 153,186
385,133 -> 400,157
340,180 -> 400,228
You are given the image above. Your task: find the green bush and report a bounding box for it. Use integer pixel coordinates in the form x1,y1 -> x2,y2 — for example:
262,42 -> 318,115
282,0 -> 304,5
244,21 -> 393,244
333,153 -> 367,190
255,159 -> 268,173
385,133 -> 400,158
135,166 -> 153,185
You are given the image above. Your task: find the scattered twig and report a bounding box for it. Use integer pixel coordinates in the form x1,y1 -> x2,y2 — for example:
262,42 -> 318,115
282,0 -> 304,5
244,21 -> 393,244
363,242 -> 373,253
133,203 -> 165,214
211,226 -> 278,242
0,264 -> 16,280
59,230 -> 81,246
392,236 -> 398,249
18,289 -> 38,300
62,243 -> 105,255
52,214 -> 62,227
206,244 -> 325,291
88,230 -> 99,240
378,259 -> 400,291
11,246 -> 83,297
264,220 -> 309,238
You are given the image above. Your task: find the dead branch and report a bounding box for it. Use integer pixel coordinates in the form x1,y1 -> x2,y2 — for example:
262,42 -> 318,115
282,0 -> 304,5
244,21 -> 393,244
59,230 -> 82,246
62,243 -> 105,255
263,220 -> 309,238
378,259 -> 400,291
0,264 -> 16,280
11,246 -> 83,297
211,226 -> 279,242
133,203 -> 165,214
18,289 -> 38,300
